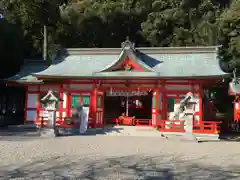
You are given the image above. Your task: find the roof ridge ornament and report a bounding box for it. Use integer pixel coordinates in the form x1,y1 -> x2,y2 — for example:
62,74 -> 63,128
121,36 -> 135,49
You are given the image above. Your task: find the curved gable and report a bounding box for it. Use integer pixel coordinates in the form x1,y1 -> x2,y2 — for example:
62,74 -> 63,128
99,40 -> 154,72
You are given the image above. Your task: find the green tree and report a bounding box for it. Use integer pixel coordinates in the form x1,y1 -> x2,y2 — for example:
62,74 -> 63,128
141,0 -> 225,47
0,0 -> 67,57
58,0 -> 150,48
218,0 -> 240,72
0,18 -> 24,78
0,0 -> 233,58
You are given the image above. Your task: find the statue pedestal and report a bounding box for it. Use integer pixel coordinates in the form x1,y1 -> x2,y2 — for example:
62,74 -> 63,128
40,128 -> 59,137
40,108 -> 59,137
184,113 -> 197,142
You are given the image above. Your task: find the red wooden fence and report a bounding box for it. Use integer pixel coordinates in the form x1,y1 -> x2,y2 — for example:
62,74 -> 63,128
37,116 -> 221,134
157,120 -> 221,134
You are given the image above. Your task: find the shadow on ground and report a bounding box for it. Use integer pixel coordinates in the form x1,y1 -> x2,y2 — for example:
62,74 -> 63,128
219,133 -> 240,142
0,155 -> 239,179
58,126 -> 124,136
0,126 -> 124,141
0,126 -> 41,141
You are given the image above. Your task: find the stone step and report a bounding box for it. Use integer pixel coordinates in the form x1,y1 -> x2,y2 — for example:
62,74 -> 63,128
195,134 -> 220,142
55,126 -> 220,141
102,127 -> 220,140
105,133 -> 164,137
159,133 -> 220,142
102,126 -> 163,137
109,126 -> 157,131
3,124 -> 38,132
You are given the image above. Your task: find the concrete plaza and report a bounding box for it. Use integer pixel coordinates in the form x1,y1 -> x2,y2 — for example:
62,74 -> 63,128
0,132 -> 240,180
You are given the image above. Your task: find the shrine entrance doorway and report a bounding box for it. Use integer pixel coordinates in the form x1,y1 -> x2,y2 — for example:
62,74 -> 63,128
103,89 -> 153,126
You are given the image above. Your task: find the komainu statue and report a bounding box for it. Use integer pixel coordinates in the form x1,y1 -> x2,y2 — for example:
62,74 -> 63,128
169,92 -> 195,120
163,92 -> 198,141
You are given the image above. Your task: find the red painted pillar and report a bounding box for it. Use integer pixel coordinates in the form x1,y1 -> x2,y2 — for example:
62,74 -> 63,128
66,85 -> 71,117
36,85 -> 40,125
24,86 -> 28,124
199,84 -> 203,124
59,84 -> 63,123
91,87 -> 97,128
152,89 -> 158,127
234,101 -> 240,121
95,89 -> 104,127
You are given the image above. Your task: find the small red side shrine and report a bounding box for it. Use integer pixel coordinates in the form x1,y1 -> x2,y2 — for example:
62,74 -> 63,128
7,39 -> 229,134
229,80 -> 240,123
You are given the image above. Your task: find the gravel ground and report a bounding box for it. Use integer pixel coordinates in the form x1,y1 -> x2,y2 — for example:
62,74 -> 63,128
0,135 -> 240,180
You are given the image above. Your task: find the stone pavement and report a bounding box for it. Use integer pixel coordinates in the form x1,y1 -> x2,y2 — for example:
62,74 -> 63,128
0,125 -> 220,141
0,134 -> 240,179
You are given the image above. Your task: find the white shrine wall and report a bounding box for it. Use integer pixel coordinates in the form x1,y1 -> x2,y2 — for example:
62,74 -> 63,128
25,83 -> 93,124
26,93 -> 38,122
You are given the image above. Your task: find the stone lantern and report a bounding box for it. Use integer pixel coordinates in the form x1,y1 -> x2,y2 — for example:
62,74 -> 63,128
180,93 -> 197,141
40,90 -> 63,137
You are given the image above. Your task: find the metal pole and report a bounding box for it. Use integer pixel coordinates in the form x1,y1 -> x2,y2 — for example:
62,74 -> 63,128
43,25 -> 48,61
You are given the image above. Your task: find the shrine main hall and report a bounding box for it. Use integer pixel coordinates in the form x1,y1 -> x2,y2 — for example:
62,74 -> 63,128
7,39 -> 229,134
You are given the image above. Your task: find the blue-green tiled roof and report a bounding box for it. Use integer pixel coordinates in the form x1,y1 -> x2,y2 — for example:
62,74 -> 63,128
33,46 -> 228,79
142,53 -> 226,77
7,60 -> 48,83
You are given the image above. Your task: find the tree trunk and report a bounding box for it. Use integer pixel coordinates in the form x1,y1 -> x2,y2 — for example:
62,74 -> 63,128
43,25 -> 48,61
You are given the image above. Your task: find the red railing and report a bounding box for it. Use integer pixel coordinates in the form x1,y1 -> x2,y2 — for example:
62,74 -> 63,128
115,117 -> 135,126
135,119 -> 152,126
37,117 -> 221,134
57,117 -> 94,129
157,120 -> 221,134
113,117 -> 152,126
193,121 -> 221,134
158,120 -> 185,132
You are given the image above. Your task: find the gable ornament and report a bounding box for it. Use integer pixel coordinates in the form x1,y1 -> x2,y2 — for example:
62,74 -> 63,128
123,63 -> 132,71
121,36 -> 135,49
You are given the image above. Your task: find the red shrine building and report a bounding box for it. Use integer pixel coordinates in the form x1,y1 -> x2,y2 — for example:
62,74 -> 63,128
8,40 -> 229,134
229,81 -> 240,123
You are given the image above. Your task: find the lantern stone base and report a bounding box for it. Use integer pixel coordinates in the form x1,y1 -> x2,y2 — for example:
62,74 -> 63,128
58,128 -> 79,136
185,134 -> 198,142
195,134 -> 219,142
184,114 -> 198,142
40,128 -> 59,137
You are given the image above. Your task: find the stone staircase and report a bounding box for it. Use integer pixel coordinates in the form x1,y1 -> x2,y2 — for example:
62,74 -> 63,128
92,126 -> 164,137
89,126 -> 220,141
